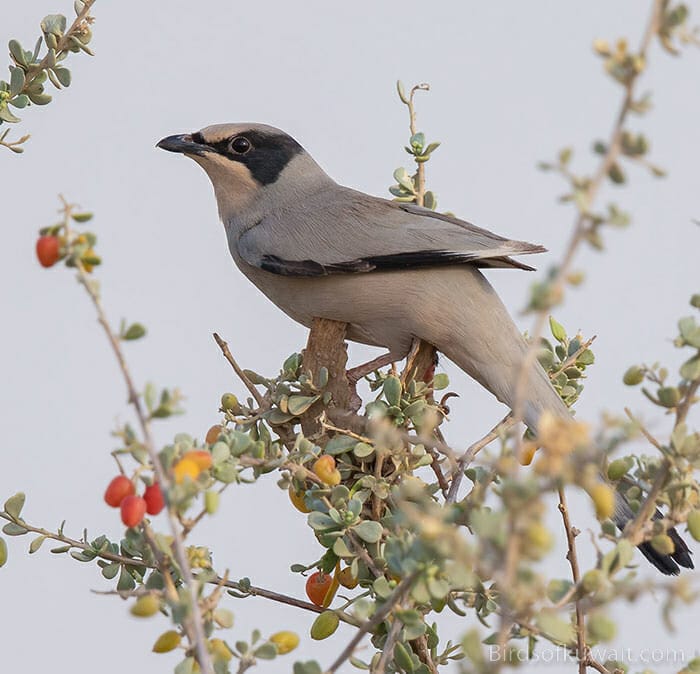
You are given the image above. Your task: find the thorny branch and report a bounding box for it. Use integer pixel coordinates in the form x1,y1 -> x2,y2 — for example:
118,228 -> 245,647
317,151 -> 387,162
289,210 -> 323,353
60,198 -> 214,674
513,0 -> 665,439
323,573 -> 419,674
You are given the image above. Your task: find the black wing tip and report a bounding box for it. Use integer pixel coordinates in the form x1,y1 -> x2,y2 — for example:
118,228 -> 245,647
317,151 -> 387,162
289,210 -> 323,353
637,527 -> 694,576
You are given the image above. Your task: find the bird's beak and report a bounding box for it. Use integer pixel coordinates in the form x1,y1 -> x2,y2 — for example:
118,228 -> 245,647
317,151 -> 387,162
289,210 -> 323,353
156,133 -> 208,156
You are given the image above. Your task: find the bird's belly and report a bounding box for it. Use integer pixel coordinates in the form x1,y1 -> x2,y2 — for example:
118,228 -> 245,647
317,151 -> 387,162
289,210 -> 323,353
238,262 -> 418,356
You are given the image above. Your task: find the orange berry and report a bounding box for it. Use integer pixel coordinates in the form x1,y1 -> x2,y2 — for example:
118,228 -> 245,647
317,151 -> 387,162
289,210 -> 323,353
121,495 -> 147,528
36,235 -> 60,268
144,483 -> 165,515
313,455 -> 341,486
205,425 -> 222,445
173,458 -> 200,484
104,475 -> 135,508
305,571 -> 334,607
183,450 -> 213,471
289,487 -> 311,513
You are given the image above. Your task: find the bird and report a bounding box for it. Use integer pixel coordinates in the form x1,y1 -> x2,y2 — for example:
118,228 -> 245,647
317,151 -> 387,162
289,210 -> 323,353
157,122 -> 692,574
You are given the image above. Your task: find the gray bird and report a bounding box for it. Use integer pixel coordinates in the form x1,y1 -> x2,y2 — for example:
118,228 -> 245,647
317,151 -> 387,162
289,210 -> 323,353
157,122 -> 692,574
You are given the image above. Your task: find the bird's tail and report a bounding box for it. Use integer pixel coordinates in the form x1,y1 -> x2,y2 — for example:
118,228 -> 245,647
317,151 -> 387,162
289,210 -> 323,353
433,268 -> 693,574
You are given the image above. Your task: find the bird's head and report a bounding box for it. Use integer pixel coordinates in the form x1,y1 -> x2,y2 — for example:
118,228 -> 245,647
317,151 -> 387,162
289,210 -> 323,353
157,123 -> 331,223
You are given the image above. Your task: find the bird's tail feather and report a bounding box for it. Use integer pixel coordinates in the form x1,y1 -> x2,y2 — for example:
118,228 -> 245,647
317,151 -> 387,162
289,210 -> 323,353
432,268 -> 694,575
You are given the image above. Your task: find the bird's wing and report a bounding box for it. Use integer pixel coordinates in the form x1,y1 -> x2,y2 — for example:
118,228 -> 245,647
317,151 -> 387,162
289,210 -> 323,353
237,187 -> 546,276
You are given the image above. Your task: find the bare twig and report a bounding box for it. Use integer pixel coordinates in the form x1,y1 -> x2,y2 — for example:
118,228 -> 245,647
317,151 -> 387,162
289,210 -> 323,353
404,83 -> 430,206
622,407 -> 671,545
513,0 -> 664,439
676,380 -> 700,426
446,414 -> 516,503
213,332 -> 265,406
217,576 -> 362,627
374,614 -> 402,674
324,572 -> 418,674
60,198 -> 213,674
558,487 -> 587,674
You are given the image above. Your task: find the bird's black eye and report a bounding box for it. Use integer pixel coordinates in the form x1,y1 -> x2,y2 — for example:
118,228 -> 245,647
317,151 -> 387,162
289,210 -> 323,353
229,136 -> 251,155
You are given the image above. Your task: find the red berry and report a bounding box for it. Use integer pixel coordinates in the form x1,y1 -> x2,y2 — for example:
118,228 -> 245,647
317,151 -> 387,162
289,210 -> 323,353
305,571 -> 333,607
104,475 -> 135,508
36,236 -> 61,268
121,495 -> 147,528
143,483 -> 165,515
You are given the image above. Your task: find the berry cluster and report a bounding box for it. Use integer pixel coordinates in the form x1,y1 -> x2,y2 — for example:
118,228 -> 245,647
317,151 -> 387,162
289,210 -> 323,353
104,476 -> 164,528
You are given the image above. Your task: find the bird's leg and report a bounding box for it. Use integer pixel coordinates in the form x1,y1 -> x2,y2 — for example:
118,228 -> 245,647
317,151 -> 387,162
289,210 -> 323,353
347,352 -> 397,384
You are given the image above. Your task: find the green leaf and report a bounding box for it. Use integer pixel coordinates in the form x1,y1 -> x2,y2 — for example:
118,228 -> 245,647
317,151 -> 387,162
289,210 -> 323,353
383,375 -> 402,406
354,520 -> 383,543
681,356 -> 700,382
324,435 -> 356,456
41,14 -> 67,36
287,395 -> 319,416
50,545 -> 71,553
29,535 -> 46,554
536,610 -> 575,646
432,373 -> 449,390
71,211 -> 93,223
4,492 -> 25,520
8,40 -> 28,67
549,316 -> 567,343
0,537 -> 7,567
9,67 -> 25,97
9,94 -> 29,109
174,657 -> 196,674
213,608 -> 234,628
255,643 -> 278,660
2,523 -> 28,536
396,80 -> 409,104
54,67 -> 71,87
122,323 -> 146,340
546,578 -> 573,603
353,442 -> 374,459
0,106 -> 21,123
602,539 -> 634,575
607,162 -> 625,184
117,566 -> 136,591
293,661 -> 322,674
101,563 -> 120,579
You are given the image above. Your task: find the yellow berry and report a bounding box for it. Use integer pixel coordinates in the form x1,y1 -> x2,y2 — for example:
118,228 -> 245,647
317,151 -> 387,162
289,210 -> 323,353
221,393 -> 240,412
152,630 -> 181,653
173,458 -> 201,484
130,594 -> 160,617
313,455 -> 341,486
210,638 -> 233,662
589,484 -> 615,520
270,631 -> 300,655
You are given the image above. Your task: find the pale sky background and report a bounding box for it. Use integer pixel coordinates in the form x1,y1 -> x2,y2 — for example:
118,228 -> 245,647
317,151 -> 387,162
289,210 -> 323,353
1,2 -> 699,673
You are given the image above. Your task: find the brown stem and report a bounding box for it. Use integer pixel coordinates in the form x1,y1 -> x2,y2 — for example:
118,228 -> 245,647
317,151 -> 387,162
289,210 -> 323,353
558,487 -> 587,674
512,0 -> 664,436
446,414 -> 516,503
406,83 -> 430,206
324,572 -> 418,674
213,332 -> 265,406
60,198 -> 213,673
